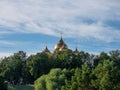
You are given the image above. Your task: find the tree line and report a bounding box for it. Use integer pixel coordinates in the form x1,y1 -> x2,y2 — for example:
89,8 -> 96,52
0,49 -> 120,90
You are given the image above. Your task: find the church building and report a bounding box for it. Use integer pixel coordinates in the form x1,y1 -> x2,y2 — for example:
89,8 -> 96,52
42,36 -> 79,55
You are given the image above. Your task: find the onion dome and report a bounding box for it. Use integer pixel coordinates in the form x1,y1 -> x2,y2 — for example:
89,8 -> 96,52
54,37 -> 68,51
59,43 -> 68,51
73,48 -> 79,55
43,46 -> 51,54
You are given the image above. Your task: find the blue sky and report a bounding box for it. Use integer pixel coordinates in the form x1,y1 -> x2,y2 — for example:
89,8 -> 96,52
0,0 -> 120,58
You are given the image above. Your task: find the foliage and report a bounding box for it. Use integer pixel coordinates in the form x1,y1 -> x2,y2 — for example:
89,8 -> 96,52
27,52 -> 51,80
92,60 -> 120,90
0,49 -> 120,90
0,51 -> 23,83
63,64 -> 92,90
34,68 -> 73,90
8,85 -> 34,90
0,76 -> 7,90
109,50 -> 120,67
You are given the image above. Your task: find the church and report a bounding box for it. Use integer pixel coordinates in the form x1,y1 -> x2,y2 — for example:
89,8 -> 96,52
42,36 -> 79,55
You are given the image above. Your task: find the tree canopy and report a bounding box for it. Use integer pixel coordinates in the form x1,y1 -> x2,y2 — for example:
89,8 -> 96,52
0,49 -> 120,90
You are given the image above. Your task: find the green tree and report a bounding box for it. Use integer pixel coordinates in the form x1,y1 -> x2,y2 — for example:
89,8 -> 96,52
63,64 -> 91,90
71,52 -> 83,68
0,76 -> 7,90
0,51 -> 27,84
27,52 -> 51,80
34,68 -> 71,90
109,50 -> 120,67
52,49 -> 73,69
92,60 -> 120,90
94,52 -> 109,66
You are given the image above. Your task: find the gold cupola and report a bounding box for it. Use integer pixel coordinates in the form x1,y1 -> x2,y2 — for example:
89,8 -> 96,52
54,36 -> 68,52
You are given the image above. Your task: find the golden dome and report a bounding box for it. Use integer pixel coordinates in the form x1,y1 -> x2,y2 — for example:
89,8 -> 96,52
54,37 -> 68,51
59,44 -> 68,51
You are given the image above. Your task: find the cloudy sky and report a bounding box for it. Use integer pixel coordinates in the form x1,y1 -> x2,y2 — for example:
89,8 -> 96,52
0,0 -> 120,58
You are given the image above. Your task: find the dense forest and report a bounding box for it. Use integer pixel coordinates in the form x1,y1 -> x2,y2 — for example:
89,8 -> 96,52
0,49 -> 120,90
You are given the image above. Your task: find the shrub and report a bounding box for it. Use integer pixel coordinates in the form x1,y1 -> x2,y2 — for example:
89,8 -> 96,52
0,76 -> 7,90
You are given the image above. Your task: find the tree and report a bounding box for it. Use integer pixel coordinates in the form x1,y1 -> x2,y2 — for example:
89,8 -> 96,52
21,60 -> 33,84
0,51 -> 27,84
0,76 -> 7,90
109,50 -> 120,67
94,52 -> 109,67
92,60 -> 120,90
52,49 -> 73,69
63,64 -> 92,90
27,52 -> 51,80
71,52 -> 83,68
34,68 -> 71,90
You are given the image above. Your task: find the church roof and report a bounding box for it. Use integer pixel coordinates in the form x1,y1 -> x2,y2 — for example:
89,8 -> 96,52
54,37 -> 68,51
73,48 -> 79,55
43,46 -> 51,54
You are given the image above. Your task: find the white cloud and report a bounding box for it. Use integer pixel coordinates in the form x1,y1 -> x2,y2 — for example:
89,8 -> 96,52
0,0 -> 120,42
0,52 -> 12,59
0,40 -> 16,45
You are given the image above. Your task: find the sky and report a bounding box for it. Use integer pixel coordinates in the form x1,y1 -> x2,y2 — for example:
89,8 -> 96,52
0,0 -> 120,58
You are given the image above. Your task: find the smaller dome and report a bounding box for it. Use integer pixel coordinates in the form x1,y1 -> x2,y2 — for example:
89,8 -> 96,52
73,48 -> 79,55
43,46 -> 51,54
